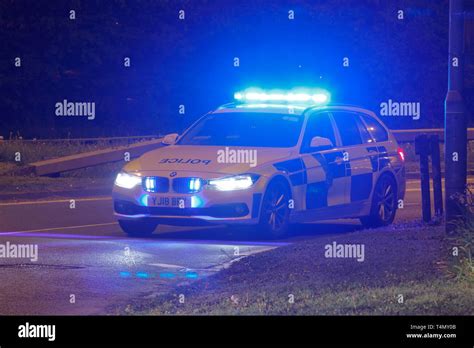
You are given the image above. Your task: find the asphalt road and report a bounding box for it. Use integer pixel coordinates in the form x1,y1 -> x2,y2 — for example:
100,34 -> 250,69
0,179 -> 435,314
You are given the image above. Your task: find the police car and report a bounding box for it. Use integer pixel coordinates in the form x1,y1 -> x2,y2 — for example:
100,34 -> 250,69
113,89 -> 405,238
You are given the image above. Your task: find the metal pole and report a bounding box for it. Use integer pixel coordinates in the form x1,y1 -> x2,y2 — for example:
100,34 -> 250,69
430,135 -> 443,217
420,152 -> 432,223
445,0 -> 467,233
416,134 -> 432,223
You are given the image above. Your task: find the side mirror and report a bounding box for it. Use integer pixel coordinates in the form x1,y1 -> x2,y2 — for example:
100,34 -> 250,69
310,136 -> 333,150
162,133 -> 178,145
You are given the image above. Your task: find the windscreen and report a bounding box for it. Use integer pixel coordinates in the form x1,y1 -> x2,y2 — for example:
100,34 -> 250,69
178,112 -> 303,147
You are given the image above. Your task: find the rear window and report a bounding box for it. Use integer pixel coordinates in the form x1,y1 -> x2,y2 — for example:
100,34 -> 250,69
360,114 -> 388,142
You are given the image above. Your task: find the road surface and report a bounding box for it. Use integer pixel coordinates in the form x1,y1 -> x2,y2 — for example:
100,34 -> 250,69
0,179 -> 436,314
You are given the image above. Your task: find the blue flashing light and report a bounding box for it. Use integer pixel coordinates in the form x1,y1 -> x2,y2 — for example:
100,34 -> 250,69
190,195 -> 204,208
144,177 -> 156,191
234,88 -> 330,105
188,178 -> 202,192
119,271 -> 131,278
235,103 -> 307,110
136,272 -> 149,278
160,272 -> 176,279
189,178 -> 202,192
139,194 -> 149,206
185,272 -> 199,279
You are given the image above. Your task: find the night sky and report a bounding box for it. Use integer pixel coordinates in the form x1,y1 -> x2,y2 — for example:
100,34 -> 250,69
0,0 -> 462,138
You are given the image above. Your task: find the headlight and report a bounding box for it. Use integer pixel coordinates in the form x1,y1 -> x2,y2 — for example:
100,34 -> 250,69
207,174 -> 259,191
114,172 -> 142,189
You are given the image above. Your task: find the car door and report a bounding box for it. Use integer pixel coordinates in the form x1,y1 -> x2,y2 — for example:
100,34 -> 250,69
299,111 -> 347,211
331,111 -> 375,210
359,112 -> 392,172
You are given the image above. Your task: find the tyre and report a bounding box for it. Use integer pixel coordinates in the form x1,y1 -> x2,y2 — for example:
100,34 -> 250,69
360,174 -> 397,228
258,179 -> 291,238
118,220 -> 157,237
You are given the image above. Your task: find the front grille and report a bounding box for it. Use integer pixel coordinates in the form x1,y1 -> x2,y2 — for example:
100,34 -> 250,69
172,177 -> 204,193
143,176 -> 169,193
141,176 -> 206,193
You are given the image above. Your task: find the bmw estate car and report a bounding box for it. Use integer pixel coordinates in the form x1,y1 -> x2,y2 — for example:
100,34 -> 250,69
113,90 -> 406,238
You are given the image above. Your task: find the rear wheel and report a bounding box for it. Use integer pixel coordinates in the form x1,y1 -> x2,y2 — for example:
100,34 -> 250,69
258,179 -> 291,238
360,174 -> 397,228
118,220 -> 157,237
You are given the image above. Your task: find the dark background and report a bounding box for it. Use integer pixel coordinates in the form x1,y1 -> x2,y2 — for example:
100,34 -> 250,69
1,0 -> 472,139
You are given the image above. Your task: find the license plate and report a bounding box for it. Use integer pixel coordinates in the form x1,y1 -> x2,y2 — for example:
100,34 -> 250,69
147,196 -> 189,207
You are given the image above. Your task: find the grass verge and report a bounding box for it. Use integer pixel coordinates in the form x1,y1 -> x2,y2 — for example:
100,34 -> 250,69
0,174 -> 113,196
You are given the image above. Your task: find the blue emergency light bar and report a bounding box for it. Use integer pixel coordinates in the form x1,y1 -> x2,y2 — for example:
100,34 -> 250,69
234,88 -> 330,105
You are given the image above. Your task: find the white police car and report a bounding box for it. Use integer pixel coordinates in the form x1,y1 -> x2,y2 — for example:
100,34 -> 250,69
113,89 -> 405,238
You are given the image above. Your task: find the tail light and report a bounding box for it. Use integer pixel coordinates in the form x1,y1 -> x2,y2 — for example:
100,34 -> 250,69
397,147 -> 405,162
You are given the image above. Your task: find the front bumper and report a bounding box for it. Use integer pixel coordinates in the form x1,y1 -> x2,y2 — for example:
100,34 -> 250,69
112,181 -> 264,225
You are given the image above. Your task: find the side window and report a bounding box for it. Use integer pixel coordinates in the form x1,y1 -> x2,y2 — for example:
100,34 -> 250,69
355,115 -> 374,144
331,112 -> 363,146
360,114 -> 388,142
301,112 -> 336,153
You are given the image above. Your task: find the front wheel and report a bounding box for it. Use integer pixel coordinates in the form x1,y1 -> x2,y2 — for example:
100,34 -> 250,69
118,220 -> 157,237
258,179 -> 291,239
360,174 -> 397,228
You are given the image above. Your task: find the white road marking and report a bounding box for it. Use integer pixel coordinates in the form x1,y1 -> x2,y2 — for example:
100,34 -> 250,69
149,263 -> 187,269
0,222 -> 117,234
406,188 -> 425,192
0,196 -> 111,206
